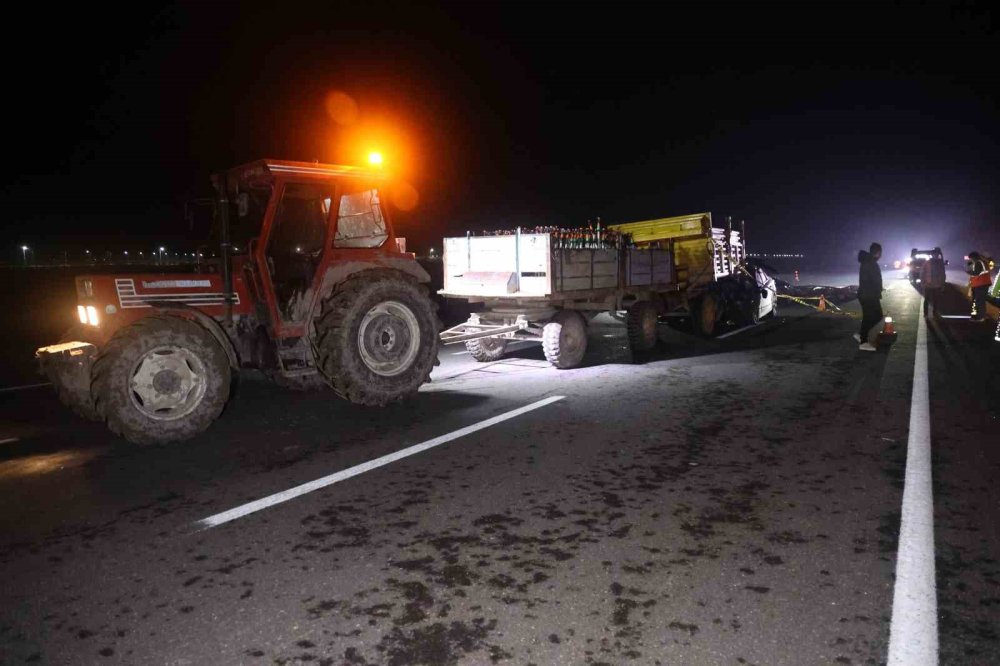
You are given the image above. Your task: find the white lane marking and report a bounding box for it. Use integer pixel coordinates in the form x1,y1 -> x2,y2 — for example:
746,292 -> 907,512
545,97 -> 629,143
716,323 -> 762,339
0,438 -> 19,445
887,298 -> 938,666
194,395 -> 566,529
0,382 -> 52,393
938,315 -> 970,319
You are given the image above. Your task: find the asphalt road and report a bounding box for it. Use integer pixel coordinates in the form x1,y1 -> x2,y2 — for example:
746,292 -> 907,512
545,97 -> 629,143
1,277 -> 997,665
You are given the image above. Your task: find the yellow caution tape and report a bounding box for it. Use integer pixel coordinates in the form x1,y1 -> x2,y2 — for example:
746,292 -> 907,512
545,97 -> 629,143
777,293 -> 859,318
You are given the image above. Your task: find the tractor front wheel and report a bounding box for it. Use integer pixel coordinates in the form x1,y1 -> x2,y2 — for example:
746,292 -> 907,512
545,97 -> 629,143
92,316 -> 231,445
314,271 -> 440,405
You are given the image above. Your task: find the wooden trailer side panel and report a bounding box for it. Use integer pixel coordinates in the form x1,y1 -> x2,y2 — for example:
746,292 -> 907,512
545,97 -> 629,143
625,248 -> 674,286
675,238 -> 716,289
551,249 -> 619,292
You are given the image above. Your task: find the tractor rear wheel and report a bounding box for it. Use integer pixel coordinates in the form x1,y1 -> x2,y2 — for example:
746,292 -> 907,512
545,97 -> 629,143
542,311 -> 587,369
626,302 -> 658,352
92,316 -> 231,445
313,270 -> 439,405
46,325 -> 101,421
465,337 -> 508,362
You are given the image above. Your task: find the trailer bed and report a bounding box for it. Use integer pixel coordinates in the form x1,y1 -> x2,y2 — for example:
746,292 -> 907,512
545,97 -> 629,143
440,232 -> 675,302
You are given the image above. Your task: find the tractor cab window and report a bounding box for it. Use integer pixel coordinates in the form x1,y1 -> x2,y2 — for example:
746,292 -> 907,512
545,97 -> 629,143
334,186 -> 387,248
230,186 -> 272,251
265,182 -> 332,322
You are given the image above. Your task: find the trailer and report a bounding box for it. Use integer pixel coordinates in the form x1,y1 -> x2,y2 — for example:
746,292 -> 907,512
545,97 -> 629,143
438,213 -> 776,367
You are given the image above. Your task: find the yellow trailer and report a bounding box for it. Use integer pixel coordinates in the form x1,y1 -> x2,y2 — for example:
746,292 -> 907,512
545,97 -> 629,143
608,213 -> 775,336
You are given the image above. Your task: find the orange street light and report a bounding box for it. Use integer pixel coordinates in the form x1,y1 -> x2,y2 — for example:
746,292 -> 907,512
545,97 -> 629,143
368,151 -> 384,167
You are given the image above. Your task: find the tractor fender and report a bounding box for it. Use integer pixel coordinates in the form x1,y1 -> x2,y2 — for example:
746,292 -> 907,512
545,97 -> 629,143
141,302 -> 241,370
316,258 -> 431,298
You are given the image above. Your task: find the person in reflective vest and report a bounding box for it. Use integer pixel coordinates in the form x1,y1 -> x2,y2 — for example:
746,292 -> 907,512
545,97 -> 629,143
967,251 -> 991,322
990,269 -> 1000,342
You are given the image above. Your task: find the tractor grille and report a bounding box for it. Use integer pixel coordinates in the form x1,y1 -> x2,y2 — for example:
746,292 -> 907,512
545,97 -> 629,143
114,278 -> 240,309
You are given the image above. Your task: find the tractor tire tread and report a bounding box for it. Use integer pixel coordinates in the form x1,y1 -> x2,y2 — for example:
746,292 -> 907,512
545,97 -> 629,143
313,269 -> 440,405
92,315 -> 231,445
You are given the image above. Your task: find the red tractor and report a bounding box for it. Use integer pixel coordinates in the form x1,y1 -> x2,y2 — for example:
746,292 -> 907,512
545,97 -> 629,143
36,160 -> 441,444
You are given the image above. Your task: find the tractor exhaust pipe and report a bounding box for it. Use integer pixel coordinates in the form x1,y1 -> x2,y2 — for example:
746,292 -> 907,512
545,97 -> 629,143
218,193 -> 234,327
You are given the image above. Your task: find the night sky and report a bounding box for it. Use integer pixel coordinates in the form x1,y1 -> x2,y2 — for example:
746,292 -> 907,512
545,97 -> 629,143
5,0 -> 998,266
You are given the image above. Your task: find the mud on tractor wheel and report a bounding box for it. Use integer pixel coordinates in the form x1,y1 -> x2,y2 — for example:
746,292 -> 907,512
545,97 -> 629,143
465,337 -> 508,362
91,316 -> 232,445
313,270 -> 440,406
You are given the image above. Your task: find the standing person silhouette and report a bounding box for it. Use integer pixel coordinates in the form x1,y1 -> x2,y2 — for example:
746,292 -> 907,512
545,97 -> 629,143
856,242 -> 883,352
919,248 -> 946,318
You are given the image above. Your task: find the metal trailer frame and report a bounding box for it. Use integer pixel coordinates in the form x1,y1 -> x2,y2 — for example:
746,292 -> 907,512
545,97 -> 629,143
438,230 -> 682,366
439,214 -> 753,354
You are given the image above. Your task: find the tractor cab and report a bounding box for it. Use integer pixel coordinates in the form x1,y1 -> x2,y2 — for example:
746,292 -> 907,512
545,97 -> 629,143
213,160 -> 403,338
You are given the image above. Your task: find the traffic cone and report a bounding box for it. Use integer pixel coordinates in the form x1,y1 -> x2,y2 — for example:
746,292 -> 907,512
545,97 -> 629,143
818,294 -> 826,312
878,316 -> 898,346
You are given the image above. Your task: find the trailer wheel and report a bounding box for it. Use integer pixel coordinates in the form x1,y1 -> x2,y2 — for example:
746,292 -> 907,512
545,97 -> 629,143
465,337 -> 508,362
626,302 -> 658,352
314,270 -> 440,405
92,316 -> 231,445
542,311 -> 587,369
695,293 -> 720,337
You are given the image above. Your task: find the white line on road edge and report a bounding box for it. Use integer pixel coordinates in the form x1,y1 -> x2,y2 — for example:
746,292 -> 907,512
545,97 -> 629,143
0,382 -> 52,393
887,299 -> 938,666
937,315 -> 970,319
716,323 -> 762,339
0,438 -> 19,445
194,395 -> 566,530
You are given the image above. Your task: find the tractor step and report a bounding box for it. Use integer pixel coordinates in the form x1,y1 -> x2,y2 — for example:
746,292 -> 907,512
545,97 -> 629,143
277,338 -> 316,375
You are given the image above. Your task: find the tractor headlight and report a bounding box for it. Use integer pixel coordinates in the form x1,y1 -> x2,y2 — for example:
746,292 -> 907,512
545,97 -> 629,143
77,305 -> 88,324
85,305 -> 99,327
